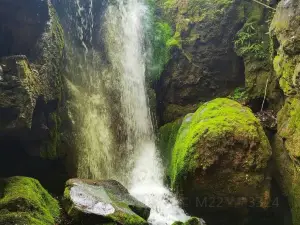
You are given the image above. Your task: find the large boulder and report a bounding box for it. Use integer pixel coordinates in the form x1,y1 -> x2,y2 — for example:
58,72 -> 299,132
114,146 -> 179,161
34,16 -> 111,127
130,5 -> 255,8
155,0 -> 245,124
63,179 -> 150,225
0,176 -> 60,225
168,98 -> 271,222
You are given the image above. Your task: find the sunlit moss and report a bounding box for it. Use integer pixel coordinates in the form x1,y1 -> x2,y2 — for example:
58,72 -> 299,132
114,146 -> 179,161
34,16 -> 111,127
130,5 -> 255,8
170,98 -> 271,189
0,177 -> 60,225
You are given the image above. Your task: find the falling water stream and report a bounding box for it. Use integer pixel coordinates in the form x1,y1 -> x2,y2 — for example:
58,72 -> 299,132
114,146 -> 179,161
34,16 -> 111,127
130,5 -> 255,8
104,0 -> 189,224
61,0 -> 190,223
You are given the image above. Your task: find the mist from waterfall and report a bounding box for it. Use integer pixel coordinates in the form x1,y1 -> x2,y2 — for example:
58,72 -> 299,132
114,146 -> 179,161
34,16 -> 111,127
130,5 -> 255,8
104,0 -> 189,224
59,0 -> 189,223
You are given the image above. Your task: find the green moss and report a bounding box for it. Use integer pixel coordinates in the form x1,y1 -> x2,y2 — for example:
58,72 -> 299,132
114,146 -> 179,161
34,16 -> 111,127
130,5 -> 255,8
159,119 -> 183,175
273,54 -> 296,95
170,98 -> 271,189
272,135 -> 300,225
157,0 -> 235,49
172,221 -> 184,225
228,87 -> 247,102
234,2 -> 272,60
148,21 -> 173,82
184,217 -> 202,225
0,177 -> 60,225
40,112 -> 62,159
277,98 -> 300,158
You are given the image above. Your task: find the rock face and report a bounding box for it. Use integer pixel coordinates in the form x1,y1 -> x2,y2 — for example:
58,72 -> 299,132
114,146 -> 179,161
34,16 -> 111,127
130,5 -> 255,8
0,56 -> 40,133
155,0 -> 245,124
165,98 -> 271,222
270,0 -> 300,224
234,2 -> 283,112
0,176 -> 60,225
63,179 -> 150,225
273,97 -> 300,225
0,0 -> 67,194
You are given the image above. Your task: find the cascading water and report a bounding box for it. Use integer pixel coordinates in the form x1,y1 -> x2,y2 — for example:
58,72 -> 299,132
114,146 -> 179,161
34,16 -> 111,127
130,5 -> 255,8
56,0 -> 190,223
104,0 -> 189,224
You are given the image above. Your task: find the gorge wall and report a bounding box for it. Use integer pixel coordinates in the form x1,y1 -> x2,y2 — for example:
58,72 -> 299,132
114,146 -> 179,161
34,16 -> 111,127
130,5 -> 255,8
0,0 -> 300,224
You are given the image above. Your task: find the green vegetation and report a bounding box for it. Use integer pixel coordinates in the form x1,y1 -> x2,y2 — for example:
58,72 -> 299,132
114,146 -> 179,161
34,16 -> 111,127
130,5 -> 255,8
148,21 -> 173,81
0,177 -> 60,225
157,0 -> 235,47
273,53 -> 297,95
170,98 -> 271,189
41,112 -> 62,159
228,87 -> 247,102
234,3 -> 273,60
235,22 -> 267,60
158,119 -> 183,175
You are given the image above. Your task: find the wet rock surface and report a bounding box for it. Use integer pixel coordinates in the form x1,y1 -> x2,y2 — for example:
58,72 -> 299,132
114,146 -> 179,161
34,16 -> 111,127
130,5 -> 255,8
63,179 -> 150,225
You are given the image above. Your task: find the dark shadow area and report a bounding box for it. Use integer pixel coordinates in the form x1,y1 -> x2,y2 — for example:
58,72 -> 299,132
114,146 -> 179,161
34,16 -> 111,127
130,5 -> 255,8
0,136 -> 68,195
0,0 -> 49,58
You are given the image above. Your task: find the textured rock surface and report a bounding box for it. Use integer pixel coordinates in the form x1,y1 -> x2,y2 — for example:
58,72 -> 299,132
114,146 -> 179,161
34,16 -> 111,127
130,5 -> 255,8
156,0 -> 245,124
273,98 -> 300,224
169,99 -> 271,210
0,56 -> 40,133
270,0 -> 300,96
270,0 -> 300,224
0,176 -> 60,225
63,179 -> 150,225
0,0 -> 67,194
233,1 -> 283,112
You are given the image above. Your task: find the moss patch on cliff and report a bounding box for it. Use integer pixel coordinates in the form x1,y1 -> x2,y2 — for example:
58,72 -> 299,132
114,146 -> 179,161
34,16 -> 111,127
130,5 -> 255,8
0,177 -> 60,225
234,2 -> 272,60
40,111 -> 62,159
233,1 -> 282,109
157,0 -> 237,48
158,119 -> 183,175
275,100 -> 300,221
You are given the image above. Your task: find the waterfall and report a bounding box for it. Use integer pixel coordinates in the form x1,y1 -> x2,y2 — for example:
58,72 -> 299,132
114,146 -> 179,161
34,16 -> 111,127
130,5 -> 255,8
55,0 -> 189,223
104,0 -> 189,224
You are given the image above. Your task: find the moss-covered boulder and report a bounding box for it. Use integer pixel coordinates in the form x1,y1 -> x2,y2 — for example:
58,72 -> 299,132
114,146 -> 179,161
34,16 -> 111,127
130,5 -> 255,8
156,0 -> 245,124
0,176 -> 60,225
170,98 -> 271,210
63,179 -> 150,225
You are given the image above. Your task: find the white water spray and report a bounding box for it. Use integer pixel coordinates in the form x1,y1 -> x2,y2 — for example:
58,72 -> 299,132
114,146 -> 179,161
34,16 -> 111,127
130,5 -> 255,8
104,0 -> 189,224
